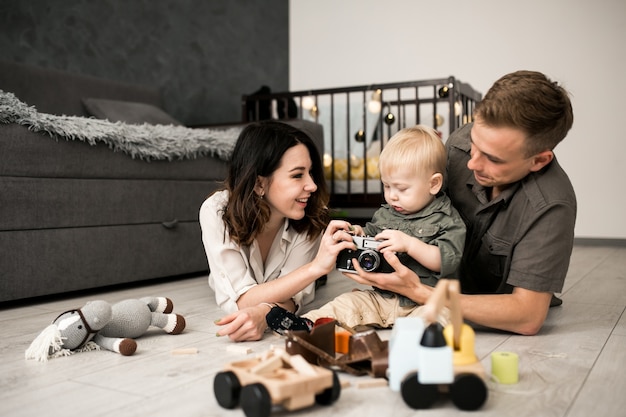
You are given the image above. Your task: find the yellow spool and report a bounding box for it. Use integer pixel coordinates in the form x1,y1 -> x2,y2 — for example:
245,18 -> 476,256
491,351 -> 519,384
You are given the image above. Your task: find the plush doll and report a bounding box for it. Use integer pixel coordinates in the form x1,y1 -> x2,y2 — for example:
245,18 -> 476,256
25,296 -> 185,362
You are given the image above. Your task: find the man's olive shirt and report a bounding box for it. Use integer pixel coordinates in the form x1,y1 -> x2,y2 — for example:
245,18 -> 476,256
445,123 -> 576,295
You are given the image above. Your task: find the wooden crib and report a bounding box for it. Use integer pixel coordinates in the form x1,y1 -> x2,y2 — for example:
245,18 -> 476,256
242,77 -> 482,220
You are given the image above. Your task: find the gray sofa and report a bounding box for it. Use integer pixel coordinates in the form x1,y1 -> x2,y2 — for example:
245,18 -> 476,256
0,61 -> 322,303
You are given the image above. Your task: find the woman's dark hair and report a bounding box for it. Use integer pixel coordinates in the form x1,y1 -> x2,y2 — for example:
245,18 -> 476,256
220,121 -> 329,246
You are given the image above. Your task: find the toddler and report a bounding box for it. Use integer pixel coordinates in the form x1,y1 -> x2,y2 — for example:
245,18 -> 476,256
266,125 -> 466,332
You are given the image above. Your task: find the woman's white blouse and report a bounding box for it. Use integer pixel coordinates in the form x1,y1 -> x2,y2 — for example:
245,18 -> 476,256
199,190 -> 319,314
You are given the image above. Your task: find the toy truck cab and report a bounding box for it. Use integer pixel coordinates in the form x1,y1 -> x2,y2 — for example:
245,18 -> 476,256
214,348 -> 340,417
388,316 -> 425,391
387,279 -> 488,411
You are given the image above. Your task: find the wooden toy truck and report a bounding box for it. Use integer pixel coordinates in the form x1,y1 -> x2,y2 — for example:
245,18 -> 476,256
387,279 -> 488,411
213,348 -> 341,417
285,318 -> 389,378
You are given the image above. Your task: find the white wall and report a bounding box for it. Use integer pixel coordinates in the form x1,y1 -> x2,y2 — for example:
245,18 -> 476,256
290,0 -> 626,240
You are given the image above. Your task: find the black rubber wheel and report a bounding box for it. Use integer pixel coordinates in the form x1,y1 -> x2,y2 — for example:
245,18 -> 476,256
213,371 -> 241,409
315,371 -> 341,405
450,373 -> 488,411
400,372 -> 439,409
241,383 -> 272,417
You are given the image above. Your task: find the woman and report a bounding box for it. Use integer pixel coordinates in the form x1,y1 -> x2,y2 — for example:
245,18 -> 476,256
200,121 -> 354,341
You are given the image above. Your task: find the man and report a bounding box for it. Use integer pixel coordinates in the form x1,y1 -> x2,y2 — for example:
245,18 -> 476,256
348,70 -> 575,335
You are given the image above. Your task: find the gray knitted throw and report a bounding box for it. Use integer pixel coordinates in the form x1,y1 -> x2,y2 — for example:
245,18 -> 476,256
0,90 -> 242,161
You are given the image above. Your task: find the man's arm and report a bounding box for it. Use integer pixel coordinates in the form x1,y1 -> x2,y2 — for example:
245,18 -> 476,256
457,287 -> 552,335
346,250 -> 553,335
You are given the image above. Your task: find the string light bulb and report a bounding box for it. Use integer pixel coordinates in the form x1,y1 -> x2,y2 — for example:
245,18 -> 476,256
367,89 -> 382,114
302,96 -> 315,110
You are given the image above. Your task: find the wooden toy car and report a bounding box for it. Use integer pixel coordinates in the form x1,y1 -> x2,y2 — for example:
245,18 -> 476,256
213,348 -> 341,417
387,279 -> 488,411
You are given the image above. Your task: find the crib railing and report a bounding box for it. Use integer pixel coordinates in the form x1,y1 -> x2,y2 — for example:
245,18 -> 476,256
242,77 -> 481,217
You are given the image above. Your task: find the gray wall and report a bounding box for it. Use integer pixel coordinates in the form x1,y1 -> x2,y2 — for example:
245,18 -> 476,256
0,0 -> 289,125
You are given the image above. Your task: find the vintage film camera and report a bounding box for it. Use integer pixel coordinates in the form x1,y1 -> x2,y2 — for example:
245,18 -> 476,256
336,236 -> 395,273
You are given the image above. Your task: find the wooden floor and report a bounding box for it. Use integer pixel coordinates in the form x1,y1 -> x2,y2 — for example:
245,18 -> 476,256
1,244 -> 625,417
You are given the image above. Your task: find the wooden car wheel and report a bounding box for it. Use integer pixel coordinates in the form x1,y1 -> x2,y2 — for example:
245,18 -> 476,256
400,372 -> 438,409
213,371 -> 241,409
315,371 -> 341,405
450,373 -> 488,411
241,383 -> 272,417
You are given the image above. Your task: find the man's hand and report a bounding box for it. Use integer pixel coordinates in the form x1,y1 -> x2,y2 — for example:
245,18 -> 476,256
343,250 -> 433,305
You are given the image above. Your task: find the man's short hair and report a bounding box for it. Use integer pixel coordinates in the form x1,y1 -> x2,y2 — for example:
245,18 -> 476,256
475,70 -> 574,156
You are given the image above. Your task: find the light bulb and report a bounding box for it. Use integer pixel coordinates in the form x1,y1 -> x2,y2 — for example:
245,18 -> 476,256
323,153 -> 332,168
454,101 -> 462,117
368,89 -> 382,114
368,100 -> 382,114
302,96 -> 315,110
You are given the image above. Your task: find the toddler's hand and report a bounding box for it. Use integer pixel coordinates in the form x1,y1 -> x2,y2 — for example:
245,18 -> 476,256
374,229 -> 411,253
350,224 -> 365,237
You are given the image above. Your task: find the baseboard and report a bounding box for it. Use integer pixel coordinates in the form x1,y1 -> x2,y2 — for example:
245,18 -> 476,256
574,237 -> 626,247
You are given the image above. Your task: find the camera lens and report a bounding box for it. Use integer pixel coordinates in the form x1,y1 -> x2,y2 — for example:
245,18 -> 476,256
358,250 -> 380,272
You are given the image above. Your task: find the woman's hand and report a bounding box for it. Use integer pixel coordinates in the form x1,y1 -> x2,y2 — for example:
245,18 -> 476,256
215,304 -> 270,342
309,220 -> 357,277
344,250 -> 432,305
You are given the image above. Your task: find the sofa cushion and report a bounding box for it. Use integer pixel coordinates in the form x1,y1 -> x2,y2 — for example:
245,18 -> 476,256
0,124 -> 229,180
0,222 -> 208,302
82,98 -> 182,125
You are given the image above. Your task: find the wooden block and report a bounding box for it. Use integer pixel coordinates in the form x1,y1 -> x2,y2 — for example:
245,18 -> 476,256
226,345 -> 252,355
285,353 -> 318,376
356,378 -> 388,389
171,347 -> 198,355
335,330 -> 351,354
250,353 -> 283,374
